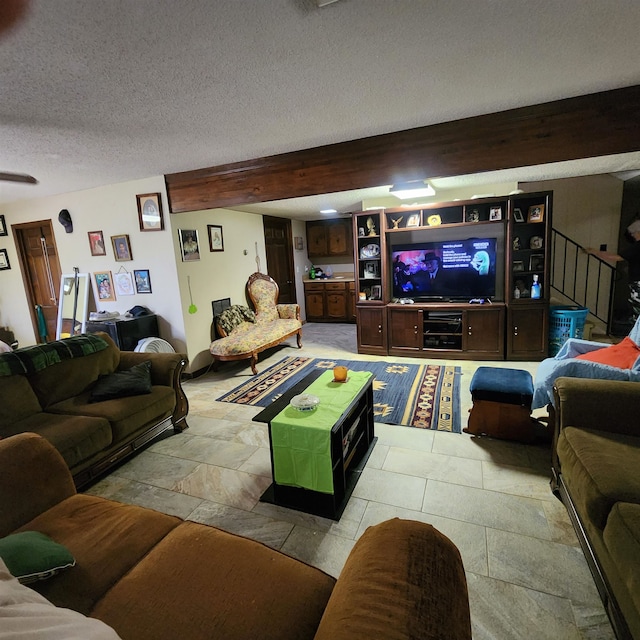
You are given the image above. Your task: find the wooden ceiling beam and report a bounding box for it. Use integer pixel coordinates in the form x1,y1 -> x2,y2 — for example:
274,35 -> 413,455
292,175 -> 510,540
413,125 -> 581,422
165,85 -> 640,213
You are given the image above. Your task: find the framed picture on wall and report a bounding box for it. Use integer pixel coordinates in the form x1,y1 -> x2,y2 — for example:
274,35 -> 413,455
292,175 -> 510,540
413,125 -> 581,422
94,271 -> 116,302
178,229 -> 200,261
134,269 -> 152,293
111,234 -> 133,261
114,271 -> 135,296
88,230 -> 106,256
207,224 -> 224,252
136,193 -> 165,231
0,249 -> 10,270
0,215 -> 7,237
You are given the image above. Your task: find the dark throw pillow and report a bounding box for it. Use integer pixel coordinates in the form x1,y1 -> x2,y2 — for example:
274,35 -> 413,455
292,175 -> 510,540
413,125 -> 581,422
90,360 -> 152,402
0,531 -> 76,584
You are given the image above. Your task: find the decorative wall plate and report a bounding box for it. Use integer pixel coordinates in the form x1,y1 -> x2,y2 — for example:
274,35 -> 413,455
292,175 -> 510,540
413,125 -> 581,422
427,214 -> 442,226
360,243 -> 380,258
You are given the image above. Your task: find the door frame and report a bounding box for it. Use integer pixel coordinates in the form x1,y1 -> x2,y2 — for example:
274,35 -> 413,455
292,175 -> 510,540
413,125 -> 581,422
12,220 -> 62,343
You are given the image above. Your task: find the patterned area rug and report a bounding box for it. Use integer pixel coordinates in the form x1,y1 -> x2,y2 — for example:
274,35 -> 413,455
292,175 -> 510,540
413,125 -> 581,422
217,356 -> 461,432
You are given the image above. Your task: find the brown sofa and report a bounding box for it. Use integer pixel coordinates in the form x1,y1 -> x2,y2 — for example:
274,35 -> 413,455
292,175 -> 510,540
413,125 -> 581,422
551,377 -> 640,640
0,332 -> 188,489
0,432 -> 472,640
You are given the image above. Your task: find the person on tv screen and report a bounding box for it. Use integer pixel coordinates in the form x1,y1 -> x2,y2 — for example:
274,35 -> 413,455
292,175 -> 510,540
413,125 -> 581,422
413,253 -> 451,295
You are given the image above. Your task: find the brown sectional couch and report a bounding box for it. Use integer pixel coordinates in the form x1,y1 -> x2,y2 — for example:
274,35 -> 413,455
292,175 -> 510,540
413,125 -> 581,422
0,332 -> 188,488
551,377 -> 640,640
0,433 -> 473,640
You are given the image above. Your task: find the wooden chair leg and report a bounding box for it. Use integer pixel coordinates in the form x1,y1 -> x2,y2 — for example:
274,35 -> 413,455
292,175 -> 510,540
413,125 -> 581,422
296,330 -> 302,348
250,353 -> 258,375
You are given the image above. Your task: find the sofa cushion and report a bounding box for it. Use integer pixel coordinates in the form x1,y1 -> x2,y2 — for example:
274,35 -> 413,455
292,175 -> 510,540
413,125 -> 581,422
0,413 -> 112,470
90,361 -> 152,402
217,305 -> 256,335
603,502 -> 640,618
0,374 -> 42,431
558,427 -> 640,529
91,521 -> 335,640
16,494 -> 181,616
28,339 -> 120,408
48,386 -> 175,442
0,559 -> 122,640
0,531 -> 75,584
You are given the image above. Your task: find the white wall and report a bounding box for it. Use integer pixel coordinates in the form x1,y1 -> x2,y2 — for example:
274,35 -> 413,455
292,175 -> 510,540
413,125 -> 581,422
0,177 -> 187,354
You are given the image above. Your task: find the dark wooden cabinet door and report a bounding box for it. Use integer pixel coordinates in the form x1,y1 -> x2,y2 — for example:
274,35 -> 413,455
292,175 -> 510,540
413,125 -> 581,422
507,304 -> 548,360
326,292 -> 347,319
306,223 -> 328,258
464,307 -> 504,356
357,307 -> 386,354
327,220 -> 352,256
348,282 -> 356,321
388,308 -> 422,351
305,292 -> 325,320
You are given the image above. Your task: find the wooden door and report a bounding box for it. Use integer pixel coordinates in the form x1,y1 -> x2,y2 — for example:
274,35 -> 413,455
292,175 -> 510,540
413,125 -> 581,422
13,221 -> 62,343
263,216 -> 296,304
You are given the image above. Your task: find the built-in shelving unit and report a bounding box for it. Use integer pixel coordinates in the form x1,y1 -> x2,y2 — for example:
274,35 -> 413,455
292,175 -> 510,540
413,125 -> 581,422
352,192 -> 552,361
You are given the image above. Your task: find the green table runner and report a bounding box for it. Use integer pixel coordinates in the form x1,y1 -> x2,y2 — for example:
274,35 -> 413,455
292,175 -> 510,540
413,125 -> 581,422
270,369 -> 372,494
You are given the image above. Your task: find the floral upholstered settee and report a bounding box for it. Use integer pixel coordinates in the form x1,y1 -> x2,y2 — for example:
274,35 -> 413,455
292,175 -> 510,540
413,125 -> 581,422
209,272 -> 302,374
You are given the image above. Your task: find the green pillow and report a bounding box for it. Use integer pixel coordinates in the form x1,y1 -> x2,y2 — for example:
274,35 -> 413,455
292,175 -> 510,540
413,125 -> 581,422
90,360 -> 152,402
0,531 -> 76,584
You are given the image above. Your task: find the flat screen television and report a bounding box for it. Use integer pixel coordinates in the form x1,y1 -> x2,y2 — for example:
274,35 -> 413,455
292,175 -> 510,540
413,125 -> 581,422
391,238 -> 498,301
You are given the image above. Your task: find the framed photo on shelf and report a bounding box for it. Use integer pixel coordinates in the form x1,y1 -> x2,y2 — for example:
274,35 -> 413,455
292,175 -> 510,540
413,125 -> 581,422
363,261 -> 379,278
489,206 -> 502,221
94,271 -> 116,302
513,208 -> 525,223
512,260 -> 525,272
527,204 -> 545,223
529,254 -> 545,271
465,207 -> 480,223
406,213 -> 421,228
136,193 -> 165,231
0,248 -> 10,270
207,225 -> 224,252
88,230 -> 106,256
370,284 -> 382,300
134,269 -> 152,293
111,234 -> 132,261
0,214 -> 7,236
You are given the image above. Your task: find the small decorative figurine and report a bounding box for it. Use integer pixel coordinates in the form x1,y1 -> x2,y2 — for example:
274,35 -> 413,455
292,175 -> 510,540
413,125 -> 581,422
391,216 -> 403,229
512,236 -> 521,251
366,217 -> 376,236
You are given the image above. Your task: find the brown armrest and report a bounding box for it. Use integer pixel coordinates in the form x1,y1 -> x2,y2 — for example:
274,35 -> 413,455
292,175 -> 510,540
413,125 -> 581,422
118,351 -> 189,428
0,433 -> 76,537
553,377 -> 640,438
314,519 -> 471,640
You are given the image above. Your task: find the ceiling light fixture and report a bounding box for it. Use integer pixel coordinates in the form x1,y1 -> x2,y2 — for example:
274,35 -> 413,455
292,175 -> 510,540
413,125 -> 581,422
389,180 -> 435,199
320,208 -> 337,214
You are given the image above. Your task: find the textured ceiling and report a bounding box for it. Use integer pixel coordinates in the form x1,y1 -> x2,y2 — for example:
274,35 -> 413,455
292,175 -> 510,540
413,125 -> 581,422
1,0 -> 640,211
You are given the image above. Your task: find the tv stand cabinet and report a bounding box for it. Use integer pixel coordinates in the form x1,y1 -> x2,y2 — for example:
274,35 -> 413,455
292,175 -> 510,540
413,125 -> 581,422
388,303 -> 505,360
352,191 -> 552,361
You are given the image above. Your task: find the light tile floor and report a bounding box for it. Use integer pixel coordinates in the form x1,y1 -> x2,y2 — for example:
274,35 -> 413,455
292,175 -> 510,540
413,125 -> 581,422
87,323 -> 615,639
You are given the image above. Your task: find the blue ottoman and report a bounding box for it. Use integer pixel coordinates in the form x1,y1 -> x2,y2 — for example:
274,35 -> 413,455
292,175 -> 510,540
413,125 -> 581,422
464,367 -> 536,442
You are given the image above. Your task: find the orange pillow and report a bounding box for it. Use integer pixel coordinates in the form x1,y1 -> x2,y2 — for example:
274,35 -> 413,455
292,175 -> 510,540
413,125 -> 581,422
575,336 -> 640,369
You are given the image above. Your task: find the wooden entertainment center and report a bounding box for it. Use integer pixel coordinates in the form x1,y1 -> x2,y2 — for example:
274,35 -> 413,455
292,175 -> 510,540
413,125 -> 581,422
353,191 -> 552,361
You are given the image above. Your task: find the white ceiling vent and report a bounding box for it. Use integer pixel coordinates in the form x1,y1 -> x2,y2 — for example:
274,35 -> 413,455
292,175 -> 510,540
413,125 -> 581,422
135,337 -> 176,353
